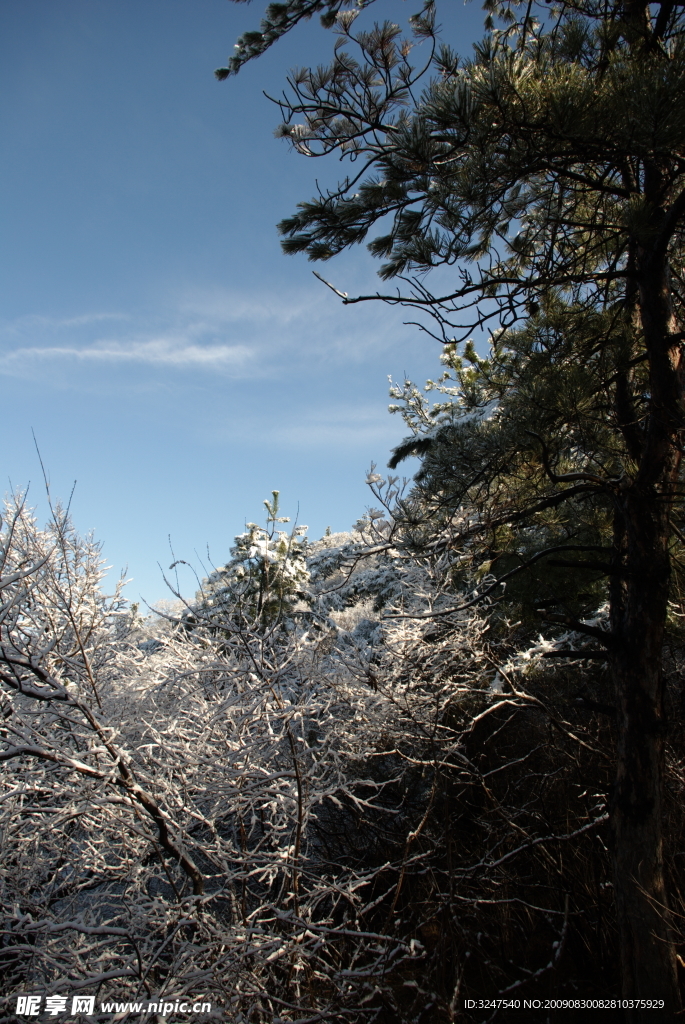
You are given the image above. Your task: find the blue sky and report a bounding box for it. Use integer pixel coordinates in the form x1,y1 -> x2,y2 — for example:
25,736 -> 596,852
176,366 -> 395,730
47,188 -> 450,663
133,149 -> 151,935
1,0 -> 485,605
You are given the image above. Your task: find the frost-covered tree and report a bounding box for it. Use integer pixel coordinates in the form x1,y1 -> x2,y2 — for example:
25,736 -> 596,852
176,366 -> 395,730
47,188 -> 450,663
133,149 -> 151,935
3,485 -> 684,1015
180,491 -> 310,634
1,494 -> 487,1020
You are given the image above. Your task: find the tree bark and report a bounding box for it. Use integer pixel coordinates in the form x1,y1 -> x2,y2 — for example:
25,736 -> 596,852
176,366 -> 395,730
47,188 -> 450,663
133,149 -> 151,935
609,241 -> 683,1019
610,492 -> 681,1020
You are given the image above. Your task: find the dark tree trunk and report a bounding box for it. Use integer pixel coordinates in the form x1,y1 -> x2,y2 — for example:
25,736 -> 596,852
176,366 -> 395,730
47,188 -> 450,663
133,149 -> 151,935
610,492 -> 681,1019
609,240 -> 683,1019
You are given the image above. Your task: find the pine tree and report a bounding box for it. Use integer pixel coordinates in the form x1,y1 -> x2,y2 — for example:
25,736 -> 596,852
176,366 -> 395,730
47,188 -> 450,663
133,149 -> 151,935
219,0 -> 685,1008
188,491 -> 310,630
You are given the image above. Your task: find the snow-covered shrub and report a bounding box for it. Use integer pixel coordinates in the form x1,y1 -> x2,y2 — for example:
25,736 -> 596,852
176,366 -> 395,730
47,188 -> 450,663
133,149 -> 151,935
3,486 -> 681,1019
0,495 -> 471,1020
181,491 -> 310,634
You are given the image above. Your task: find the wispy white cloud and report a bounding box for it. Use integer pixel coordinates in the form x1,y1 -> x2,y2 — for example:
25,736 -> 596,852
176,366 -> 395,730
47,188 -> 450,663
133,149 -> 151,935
0,280 -> 421,384
0,338 -> 251,370
176,288 -> 315,327
1,311 -> 131,334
